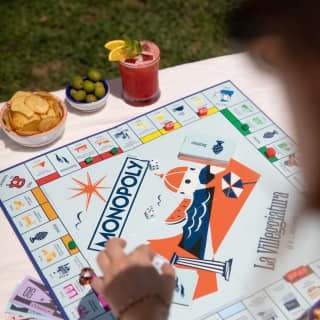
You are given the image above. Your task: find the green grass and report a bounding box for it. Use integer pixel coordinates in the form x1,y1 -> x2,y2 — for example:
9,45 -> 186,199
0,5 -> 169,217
0,0 -> 238,101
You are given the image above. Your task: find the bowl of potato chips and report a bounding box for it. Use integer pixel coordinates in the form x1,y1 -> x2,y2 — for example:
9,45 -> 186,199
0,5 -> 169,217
0,91 -> 67,147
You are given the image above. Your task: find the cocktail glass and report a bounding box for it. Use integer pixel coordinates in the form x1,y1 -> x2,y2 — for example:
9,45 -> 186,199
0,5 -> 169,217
118,41 -> 160,106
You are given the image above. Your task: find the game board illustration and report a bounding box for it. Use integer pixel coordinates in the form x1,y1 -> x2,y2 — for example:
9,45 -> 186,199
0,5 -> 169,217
0,81 -> 306,320
148,158 -> 260,299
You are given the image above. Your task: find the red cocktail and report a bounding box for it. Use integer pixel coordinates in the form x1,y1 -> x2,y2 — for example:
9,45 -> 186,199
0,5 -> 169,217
118,41 -> 160,106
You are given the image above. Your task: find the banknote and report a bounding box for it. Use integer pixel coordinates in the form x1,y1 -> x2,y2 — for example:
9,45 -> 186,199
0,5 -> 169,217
7,285 -> 51,320
7,301 -> 52,320
9,276 -> 63,320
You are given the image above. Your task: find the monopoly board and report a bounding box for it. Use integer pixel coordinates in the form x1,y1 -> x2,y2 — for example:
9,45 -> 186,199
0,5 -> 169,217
1,80 -> 320,320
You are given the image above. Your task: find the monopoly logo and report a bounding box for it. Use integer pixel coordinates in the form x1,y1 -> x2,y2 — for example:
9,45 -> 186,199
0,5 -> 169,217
88,157 -> 149,251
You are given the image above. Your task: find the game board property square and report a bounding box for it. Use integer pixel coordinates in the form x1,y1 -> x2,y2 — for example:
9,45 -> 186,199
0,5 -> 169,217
128,115 -> 159,138
26,156 -> 56,180
108,124 -> 142,151
241,112 -> 271,133
184,93 -> 212,112
47,148 -> 81,176
229,100 -> 259,120
267,138 -> 297,159
43,254 -> 88,287
293,273 -> 320,304
68,139 -> 98,162
203,81 -> 247,110
12,206 -> 49,234
243,291 -> 286,320
3,190 -> 39,218
64,293 -> 108,320
0,165 -> 37,201
147,108 -> 177,130
53,277 -> 92,307
32,239 -> 70,269
22,219 -> 68,251
166,100 -> 199,126
273,157 -> 299,177
88,132 -> 118,154
247,124 -> 285,148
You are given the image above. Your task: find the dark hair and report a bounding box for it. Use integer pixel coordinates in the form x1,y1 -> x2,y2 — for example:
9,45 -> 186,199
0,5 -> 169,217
229,0 -> 320,55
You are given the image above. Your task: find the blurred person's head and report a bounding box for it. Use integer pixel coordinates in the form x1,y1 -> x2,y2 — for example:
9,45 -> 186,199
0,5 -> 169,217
230,0 -> 320,208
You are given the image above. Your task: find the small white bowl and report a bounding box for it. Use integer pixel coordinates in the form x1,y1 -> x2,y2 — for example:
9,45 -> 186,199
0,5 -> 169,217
0,96 -> 67,148
65,78 -> 109,112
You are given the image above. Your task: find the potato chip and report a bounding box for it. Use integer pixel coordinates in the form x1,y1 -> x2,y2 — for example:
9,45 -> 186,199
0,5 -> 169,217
10,91 -> 32,103
11,112 -> 33,128
41,108 -> 57,119
25,95 -> 49,114
3,108 -> 12,131
11,97 -> 34,118
51,100 -> 63,119
29,113 -> 41,121
35,91 -> 53,98
11,110 -> 41,128
39,117 -> 60,132
21,120 -> 40,132
15,129 -> 41,136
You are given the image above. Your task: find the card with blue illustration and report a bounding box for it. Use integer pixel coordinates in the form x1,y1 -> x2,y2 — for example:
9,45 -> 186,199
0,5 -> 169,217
178,134 -> 236,166
173,268 -> 199,306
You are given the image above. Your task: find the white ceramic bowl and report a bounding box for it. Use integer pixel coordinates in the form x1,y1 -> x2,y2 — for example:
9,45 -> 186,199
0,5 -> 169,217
65,78 -> 109,112
0,96 -> 67,147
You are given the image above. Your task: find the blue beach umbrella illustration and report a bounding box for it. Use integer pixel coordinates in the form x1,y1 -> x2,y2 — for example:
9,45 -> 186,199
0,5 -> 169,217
221,172 -> 257,199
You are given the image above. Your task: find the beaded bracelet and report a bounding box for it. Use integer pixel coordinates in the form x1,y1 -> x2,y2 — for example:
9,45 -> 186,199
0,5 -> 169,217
117,293 -> 170,319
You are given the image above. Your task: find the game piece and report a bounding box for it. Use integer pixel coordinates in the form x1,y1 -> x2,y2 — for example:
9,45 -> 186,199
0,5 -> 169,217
110,147 -> 118,155
164,121 -> 175,131
241,123 -> 249,131
144,205 -> 156,219
79,268 -> 110,311
85,157 -> 93,164
178,134 -> 236,166
287,153 -> 297,167
68,240 -> 77,250
149,159 -> 160,171
79,267 -> 94,286
198,107 -> 208,116
266,147 -> 276,159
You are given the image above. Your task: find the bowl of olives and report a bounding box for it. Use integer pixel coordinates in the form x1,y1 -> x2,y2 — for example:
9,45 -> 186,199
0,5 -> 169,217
65,69 -> 109,112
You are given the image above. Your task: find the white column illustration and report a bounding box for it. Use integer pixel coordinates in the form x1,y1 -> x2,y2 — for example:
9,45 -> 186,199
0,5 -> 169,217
170,252 -> 233,281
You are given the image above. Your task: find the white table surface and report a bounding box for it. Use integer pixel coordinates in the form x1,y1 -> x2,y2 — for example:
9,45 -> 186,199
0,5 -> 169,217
0,52 -> 295,316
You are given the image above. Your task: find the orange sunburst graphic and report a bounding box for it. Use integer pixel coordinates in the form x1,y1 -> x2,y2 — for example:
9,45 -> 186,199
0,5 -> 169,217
68,172 -> 110,211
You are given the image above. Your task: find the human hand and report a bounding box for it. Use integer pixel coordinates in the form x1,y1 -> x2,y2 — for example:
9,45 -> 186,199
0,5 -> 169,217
92,238 -> 175,320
